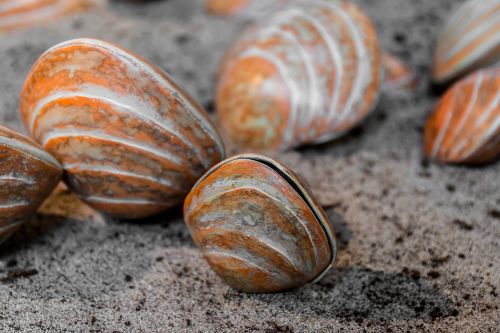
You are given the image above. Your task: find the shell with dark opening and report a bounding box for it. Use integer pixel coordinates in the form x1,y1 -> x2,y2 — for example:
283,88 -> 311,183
184,153 -> 337,293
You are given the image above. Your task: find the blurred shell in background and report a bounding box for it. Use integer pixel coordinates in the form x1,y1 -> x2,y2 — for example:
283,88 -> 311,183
184,154 -> 336,293
382,53 -> 417,92
425,68 -> 500,164
20,38 -> 225,219
206,0 -> 291,17
0,125 -> 62,244
217,0 -> 381,151
0,0 -> 100,32
433,0 -> 500,84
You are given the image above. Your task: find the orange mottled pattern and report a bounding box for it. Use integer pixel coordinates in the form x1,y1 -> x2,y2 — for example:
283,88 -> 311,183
0,125 -> 62,244
424,68 -> 500,164
20,39 -> 225,219
0,0 -> 96,32
382,53 -> 417,92
217,0 -> 381,151
205,0 -> 251,15
184,155 -> 334,293
206,0 -> 292,17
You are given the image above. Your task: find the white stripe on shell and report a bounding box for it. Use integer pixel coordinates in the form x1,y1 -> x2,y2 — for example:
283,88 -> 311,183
0,174 -> 35,185
203,249 -> 295,282
442,0 -> 499,46
238,47 -> 301,149
444,0 -> 500,48
461,114 -> 500,160
188,177 -> 322,267
63,163 -> 183,191
256,18 -> 322,136
0,135 -> 60,168
451,30 -> 500,77
295,9 -> 343,130
81,196 -> 171,207
447,73 -> 483,147
296,5 -> 344,127
475,90 -> 500,126
33,38 -> 224,157
320,0 -> 370,126
0,220 -> 25,234
41,129 -> 185,167
430,104 -> 455,158
254,3 -> 344,130
0,201 -> 30,210
446,13 -> 500,59
28,85 -> 207,168
200,220 -> 301,272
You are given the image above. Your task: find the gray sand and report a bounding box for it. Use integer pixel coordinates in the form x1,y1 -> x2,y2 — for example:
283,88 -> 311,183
0,0 -> 499,332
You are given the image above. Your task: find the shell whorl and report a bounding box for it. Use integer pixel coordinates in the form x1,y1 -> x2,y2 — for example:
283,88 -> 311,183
20,38 -> 225,218
217,0 -> 381,150
425,68 -> 500,164
433,0 -> 500,83
0,125 -> 62,244
0,0 -> 97,32
184,154 -> 336,293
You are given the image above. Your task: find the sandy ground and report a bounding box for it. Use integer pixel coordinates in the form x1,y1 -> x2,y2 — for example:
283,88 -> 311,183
0,0 -> 499,332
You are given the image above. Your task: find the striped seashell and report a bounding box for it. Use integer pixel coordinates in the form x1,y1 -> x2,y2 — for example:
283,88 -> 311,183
0,125 -> 62,244
424,68 -> 500,164
206,0 -> 291,17
217,0 -> 381,151
20,38 -> 225,219
184,154 -> 337,293
433,0 -> 500,84
0,0 -> 97,32
382,53 -> 417,92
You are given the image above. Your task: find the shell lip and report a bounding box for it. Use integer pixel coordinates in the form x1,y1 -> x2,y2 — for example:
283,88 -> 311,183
191,153 -> 337,283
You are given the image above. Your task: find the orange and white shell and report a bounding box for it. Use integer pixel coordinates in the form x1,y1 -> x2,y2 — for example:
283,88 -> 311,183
20,38 -> 225,219
433,0 -> 500,84
184,154 -> 336,293
206,0 -> 291,17
0,0 -> 97,32
217,0 -> 381,151
0,125 -> 62,244
382,53 -> 417,92
424,68 -> 500,164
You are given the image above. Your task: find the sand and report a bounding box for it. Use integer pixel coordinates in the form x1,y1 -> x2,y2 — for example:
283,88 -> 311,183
0,0 -> 499,332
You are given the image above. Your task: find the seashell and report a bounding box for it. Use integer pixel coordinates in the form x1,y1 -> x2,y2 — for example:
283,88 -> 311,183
184,153 -> 337,293
433,0 -> 500,84
382,53 -> 417,92
217,0 -> 382,151
206,0 -> 291,17
0,0 -> 98,32
20,38 -> 225,219
424,68 -> 500,164
0,125 -> 62,244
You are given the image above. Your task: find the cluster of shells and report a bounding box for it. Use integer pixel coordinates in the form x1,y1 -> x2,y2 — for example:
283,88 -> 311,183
0,0 -> 498,293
